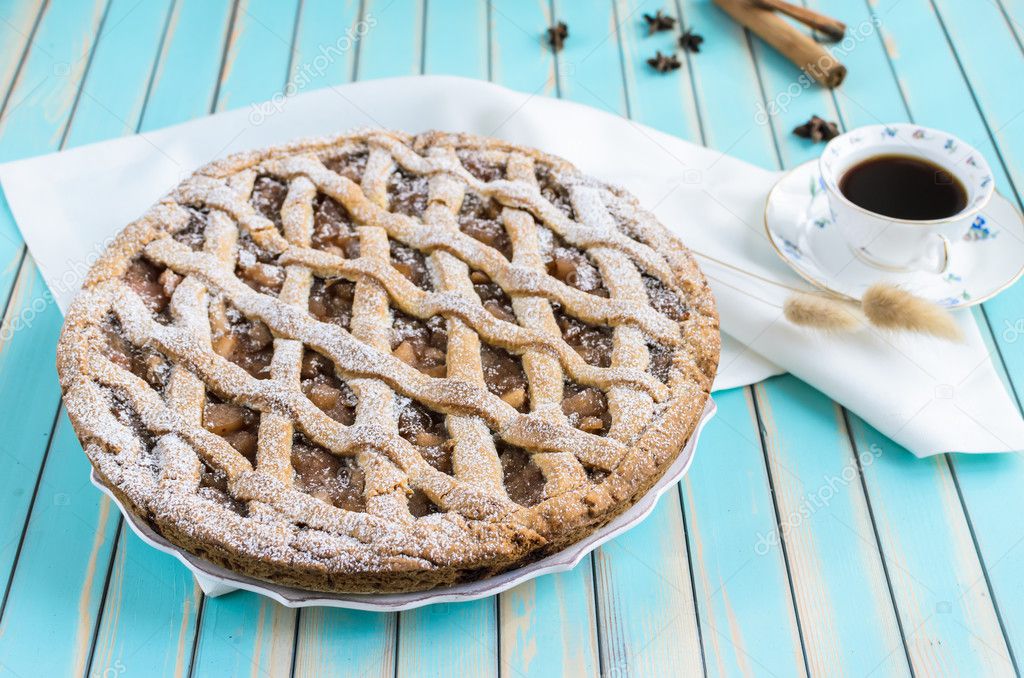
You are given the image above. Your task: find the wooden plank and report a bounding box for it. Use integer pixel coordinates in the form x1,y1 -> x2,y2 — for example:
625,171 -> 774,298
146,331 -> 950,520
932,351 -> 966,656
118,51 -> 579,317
593,492 -> 704,675
887,0 -> 1024,666
616,0 -> 701,141
681,388 -> 806,677
550,0 -> 628,116
423,0 -> 488,78
215,0 -> 300,113
998,0 -> 1024,44
850,0 -> 1024,668
488,4 -> 601,676
0,2 -> 224,675
947,451 -> 1024,664
742,22 -> 840,170
397,602 -> 498,677
0,3 -> 176,672
0,0 -> 109,602
89,528 -> 203,678
287,0 -> 362,92
499,565 -> 600,677
0,0 -> 107,162
930,0 -> 1024,199
60,0 -> 176,141
678,0 -> 777,164
357,0 -> 424,79
190,595 -> 296,678
0,1 -> 43,106
753,378 -> 909,676
0,406 -> 118,678
0,0 -> 105,306
846,414 -> 1015,675
489,0 -> 557,96
293,609 -> 397,678
141,0 -> 236,130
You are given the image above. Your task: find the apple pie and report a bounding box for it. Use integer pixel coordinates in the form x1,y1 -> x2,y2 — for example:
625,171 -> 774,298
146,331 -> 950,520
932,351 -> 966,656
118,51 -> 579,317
56,130 -> 718,592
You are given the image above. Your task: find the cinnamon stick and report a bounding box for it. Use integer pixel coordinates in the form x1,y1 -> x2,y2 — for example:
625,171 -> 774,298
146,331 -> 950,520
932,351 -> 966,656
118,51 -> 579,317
714,0 -> 847,88
754,0 -> 846,41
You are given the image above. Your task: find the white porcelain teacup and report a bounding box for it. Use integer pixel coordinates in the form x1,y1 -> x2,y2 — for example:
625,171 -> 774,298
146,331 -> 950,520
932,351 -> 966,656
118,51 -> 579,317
819,123 -> 994,273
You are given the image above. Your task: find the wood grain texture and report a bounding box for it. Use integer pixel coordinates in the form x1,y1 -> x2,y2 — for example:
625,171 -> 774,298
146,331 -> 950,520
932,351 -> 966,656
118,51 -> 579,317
847,414 -> 1015,676
837,0 -> 1024,670
489,0 -> 557,96
215,0 -> 300,113
191,595 -> 296,678
0,0 -> 110,616
898,0 -> 1024,666
88,529 -> 203,678
424,0 -> 488,78
681,389 -> 806,677
357,0 -> 424,79
755,378 -> 909,677
293,609 -> 397,678
0,410 -> 117,677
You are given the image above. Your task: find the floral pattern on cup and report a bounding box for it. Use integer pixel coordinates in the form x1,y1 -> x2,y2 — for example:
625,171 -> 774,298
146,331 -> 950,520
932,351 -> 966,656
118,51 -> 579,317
965,215 -> 997,241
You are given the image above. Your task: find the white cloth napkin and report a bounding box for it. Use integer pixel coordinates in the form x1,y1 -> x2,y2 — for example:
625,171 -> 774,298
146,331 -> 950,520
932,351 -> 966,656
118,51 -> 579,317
1,75 -> 1021,456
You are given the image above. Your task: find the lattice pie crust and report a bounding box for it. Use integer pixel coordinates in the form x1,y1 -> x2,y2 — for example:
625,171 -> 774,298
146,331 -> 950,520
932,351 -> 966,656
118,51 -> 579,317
56,130 -> 719,593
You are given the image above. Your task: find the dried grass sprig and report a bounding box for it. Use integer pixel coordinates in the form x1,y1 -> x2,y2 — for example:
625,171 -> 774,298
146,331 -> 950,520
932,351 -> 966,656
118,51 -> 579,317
861,283 -> 963,341
783,292 -> 864,332
695,250 -> 964,341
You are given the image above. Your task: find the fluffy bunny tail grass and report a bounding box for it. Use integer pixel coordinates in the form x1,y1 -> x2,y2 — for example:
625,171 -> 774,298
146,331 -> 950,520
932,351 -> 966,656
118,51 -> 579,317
784,292 -> 864,332
861,283 -> 963,341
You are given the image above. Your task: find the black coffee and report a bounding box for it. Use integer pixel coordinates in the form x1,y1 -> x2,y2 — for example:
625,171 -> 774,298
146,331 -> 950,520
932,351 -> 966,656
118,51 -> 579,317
838,154 -> 968,220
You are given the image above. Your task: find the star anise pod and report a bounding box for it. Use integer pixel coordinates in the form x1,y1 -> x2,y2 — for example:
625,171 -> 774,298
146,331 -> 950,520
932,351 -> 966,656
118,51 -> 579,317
792,115 -> 840,142
679,27 -> 704,53
647,51 -> 681,73
643,10 -> 676,35
547,21 -> 568,52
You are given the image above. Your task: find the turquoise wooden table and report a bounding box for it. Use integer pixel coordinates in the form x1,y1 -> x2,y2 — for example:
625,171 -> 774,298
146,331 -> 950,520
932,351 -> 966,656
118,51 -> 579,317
0,0 -> 1022,675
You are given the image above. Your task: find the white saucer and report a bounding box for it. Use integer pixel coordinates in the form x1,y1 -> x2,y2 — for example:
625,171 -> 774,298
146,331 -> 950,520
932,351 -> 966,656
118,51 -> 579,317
764,160 -> 1024,308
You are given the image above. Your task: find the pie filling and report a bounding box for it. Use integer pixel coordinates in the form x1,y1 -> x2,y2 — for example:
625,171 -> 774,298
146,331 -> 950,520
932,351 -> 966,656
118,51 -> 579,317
291,434 -> 366,512
312,193 -> 360,258
397,397 -> 453,475
391,310 -> 447,377
498,443 -> 545,507
388,169 -> 429,217
309,277 -> 355,329
539,227 -> 609,297
459,193 -> 512,259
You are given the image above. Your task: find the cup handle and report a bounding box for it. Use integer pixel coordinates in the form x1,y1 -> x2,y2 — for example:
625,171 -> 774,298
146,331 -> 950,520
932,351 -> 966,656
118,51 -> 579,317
912,234 -> 951,274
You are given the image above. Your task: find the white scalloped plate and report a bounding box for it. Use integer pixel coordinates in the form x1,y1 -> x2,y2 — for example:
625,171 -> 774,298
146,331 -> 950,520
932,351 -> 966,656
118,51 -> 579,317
89,399 -> 715,611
